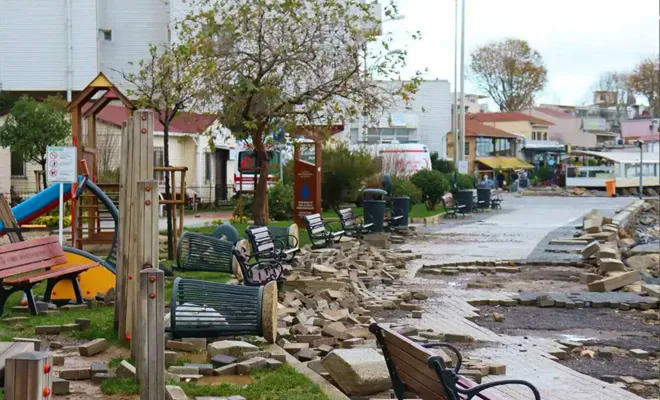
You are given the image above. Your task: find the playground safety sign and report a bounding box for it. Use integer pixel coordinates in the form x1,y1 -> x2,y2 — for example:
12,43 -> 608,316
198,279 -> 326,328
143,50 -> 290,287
46,146 -> 77,183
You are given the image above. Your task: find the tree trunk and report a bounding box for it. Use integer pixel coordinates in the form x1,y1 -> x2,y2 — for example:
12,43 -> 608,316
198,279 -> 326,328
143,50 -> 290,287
252,133 -> 269,226
164,125 -> 174,260
40,160 -> 48,189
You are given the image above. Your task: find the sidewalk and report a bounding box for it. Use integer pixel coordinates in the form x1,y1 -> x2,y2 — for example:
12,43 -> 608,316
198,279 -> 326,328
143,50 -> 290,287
397,195 -> 645,400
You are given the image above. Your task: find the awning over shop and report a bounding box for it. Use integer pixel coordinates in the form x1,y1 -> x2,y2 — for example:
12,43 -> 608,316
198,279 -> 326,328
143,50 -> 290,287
476,157 -> 534,170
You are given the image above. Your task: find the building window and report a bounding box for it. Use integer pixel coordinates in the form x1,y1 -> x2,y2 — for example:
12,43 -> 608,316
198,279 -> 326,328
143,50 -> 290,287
154,147 -> 165,181
464,142 -> 470,156
10,152 -> 25,177
205,153 -> 212,181
543,132 -> 548,140
100,29 -> 112,41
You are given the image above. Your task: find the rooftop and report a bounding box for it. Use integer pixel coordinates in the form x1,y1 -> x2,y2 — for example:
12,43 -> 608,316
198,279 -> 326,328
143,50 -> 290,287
470,112 -> 554,126
465,120 -> 518,138
93,105 -> 217,134
534,107 -> 576,120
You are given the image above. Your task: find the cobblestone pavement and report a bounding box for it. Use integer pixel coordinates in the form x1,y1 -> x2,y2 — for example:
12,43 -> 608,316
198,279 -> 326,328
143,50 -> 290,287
398,195 -> 646,400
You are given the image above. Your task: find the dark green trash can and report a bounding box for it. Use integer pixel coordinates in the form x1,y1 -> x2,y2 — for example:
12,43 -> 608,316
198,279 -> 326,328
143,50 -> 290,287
391,196 -> 410,228
477,188 -> 491,209
363,200 -> 386,233
211,223 -> 241,243
456,190 -> 474,212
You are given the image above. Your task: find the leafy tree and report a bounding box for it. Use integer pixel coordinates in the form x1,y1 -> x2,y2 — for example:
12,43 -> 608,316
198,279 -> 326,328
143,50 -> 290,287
470,38 -> 548,111
627,56 -> 660,117
430,151 -> 454,173
0,96 -> 70,189
268,181 -> 294,221
410,169 -> 450,210
391,176 -> 421,205
178,0 -> 421,224
121,44 -> 204,260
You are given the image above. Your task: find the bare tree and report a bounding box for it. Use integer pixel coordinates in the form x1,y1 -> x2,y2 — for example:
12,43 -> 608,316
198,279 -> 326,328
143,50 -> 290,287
593,71 -> 632,119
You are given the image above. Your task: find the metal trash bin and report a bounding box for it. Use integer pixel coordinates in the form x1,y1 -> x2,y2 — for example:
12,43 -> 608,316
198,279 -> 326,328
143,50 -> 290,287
456,190 -> 474,212
211,223 -> 241,243
169,278 -> 278,343
176,231 -> 234,273
363,188 -> 388,233
391,196 -> 410,228
477,188 -> 491,210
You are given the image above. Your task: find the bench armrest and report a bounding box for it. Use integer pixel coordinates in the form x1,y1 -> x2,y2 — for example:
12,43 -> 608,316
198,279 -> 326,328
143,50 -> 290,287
423,342 -> 462,373
458,379 -> 541,400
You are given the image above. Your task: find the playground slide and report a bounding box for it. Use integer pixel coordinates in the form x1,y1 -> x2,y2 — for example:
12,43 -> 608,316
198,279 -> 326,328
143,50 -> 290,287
0,182 -> 73,232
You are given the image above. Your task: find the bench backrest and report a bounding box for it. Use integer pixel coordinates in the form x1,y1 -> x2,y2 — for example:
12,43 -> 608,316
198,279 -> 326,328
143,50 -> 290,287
372,324 -> 450,400
0,236 -> 66,280
246,226 -> 276,254
441,193 -> 455,207
304,214 -> 326,235
337,208 -> 358,227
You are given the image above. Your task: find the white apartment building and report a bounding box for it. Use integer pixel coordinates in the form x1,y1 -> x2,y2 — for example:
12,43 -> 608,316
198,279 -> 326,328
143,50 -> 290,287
343,79 -> 452,157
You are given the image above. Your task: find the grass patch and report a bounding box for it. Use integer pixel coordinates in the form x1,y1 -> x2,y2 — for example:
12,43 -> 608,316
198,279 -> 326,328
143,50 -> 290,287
101,378 -> 140,395
108,357 -> 134,369
0,269 -> 230,343
100,365 -> 330,400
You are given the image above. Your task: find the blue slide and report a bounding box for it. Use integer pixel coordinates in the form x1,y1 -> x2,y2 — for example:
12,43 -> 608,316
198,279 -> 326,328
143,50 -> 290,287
0,183 -> 73,233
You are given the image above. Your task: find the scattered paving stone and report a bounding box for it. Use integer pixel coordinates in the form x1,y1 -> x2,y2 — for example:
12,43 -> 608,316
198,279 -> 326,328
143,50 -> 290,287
411,310 -> 423,318
59,367 -> 92,380
296,349 -> 321,361
91,362 -> 108,374
166,385 -> 189,400
170,366 -> 200,375
165,350 -> 178,365
629,349 -> 650,359
321,348 -> 390,396
116,360 -> 136,379
79,338 -> 109,357
91,372 -> 115,384
182,338 -> 207,351
600,375 -> 618,383
236,357 -> 268,374
443,333 -> 474,343
488,364 -> 506,375
52,355 -> 65,366
49,341 -> 63,350
167,340 -> 196,352
211,354 -> 237,368
493,313 -> 505,322
184,363 -> 214,376
236,351 -> 272,362
207,340 -> 259,358
418,331 -> 444,340
11,306 -> 30,313
619,376 -> 640,384
214,363 -> 238,376
74,318 -> 91,330
61,346 -> 79,353
597,349 -> 614,359
52,378 -> 71,395
3,317 -> 28,324
265,358 -> 283,370
12,337 -> 43,351
227,396 -> 246,400
35,325 -> 62,335
61,323 -> 81,332
342,338 -> 365,349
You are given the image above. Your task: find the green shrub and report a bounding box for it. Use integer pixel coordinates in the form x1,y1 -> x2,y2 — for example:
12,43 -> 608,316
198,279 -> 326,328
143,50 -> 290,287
410,169 -> 451,210
391,176 -> 422,205
33,215 -> 71,228
454,172 -> 474,193
535,166 -> 551,183
233,194 -> 253,217
431,152 -> 454,173
322,144 -> 378,210
282,160 -> 294,185
268,181 -> 294,221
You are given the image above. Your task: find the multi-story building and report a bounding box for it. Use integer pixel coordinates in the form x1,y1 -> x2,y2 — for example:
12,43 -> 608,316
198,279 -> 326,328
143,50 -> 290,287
343,80 -> 452,157
452,93 -> 489,114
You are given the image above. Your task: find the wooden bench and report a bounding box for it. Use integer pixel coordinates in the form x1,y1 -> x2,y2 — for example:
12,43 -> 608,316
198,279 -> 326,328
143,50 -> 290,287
369,323 -> 541,400
491,193 -> 503,209
246,226 -> 299,262
336,208 -> 373,239
0,237 -> 98,315
441,193 -> 467,219
232,245 -> 284,288
303,214 -> 344,249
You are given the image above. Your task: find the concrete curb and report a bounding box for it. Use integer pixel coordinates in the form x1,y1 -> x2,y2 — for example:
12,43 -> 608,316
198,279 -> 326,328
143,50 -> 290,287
265,344 -> 350,400
612,200 -> 646,229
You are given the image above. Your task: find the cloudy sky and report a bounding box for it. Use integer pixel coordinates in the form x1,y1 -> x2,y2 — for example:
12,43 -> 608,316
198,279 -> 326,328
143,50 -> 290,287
385,0 -> 659,109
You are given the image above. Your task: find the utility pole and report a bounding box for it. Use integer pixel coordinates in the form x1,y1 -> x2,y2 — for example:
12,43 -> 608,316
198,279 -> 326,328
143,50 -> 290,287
452,0 -> 459,167
459,0 -> 467,163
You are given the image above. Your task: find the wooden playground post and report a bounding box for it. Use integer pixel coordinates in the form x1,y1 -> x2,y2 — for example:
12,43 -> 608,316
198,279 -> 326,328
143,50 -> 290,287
117,110 -> 154,352
4,352 -> 53,400
136,181 -> 163,400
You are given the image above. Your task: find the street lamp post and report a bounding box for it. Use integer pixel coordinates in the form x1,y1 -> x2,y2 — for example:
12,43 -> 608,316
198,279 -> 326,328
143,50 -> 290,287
459,0 -> 466,163
453,0 -> 459,167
